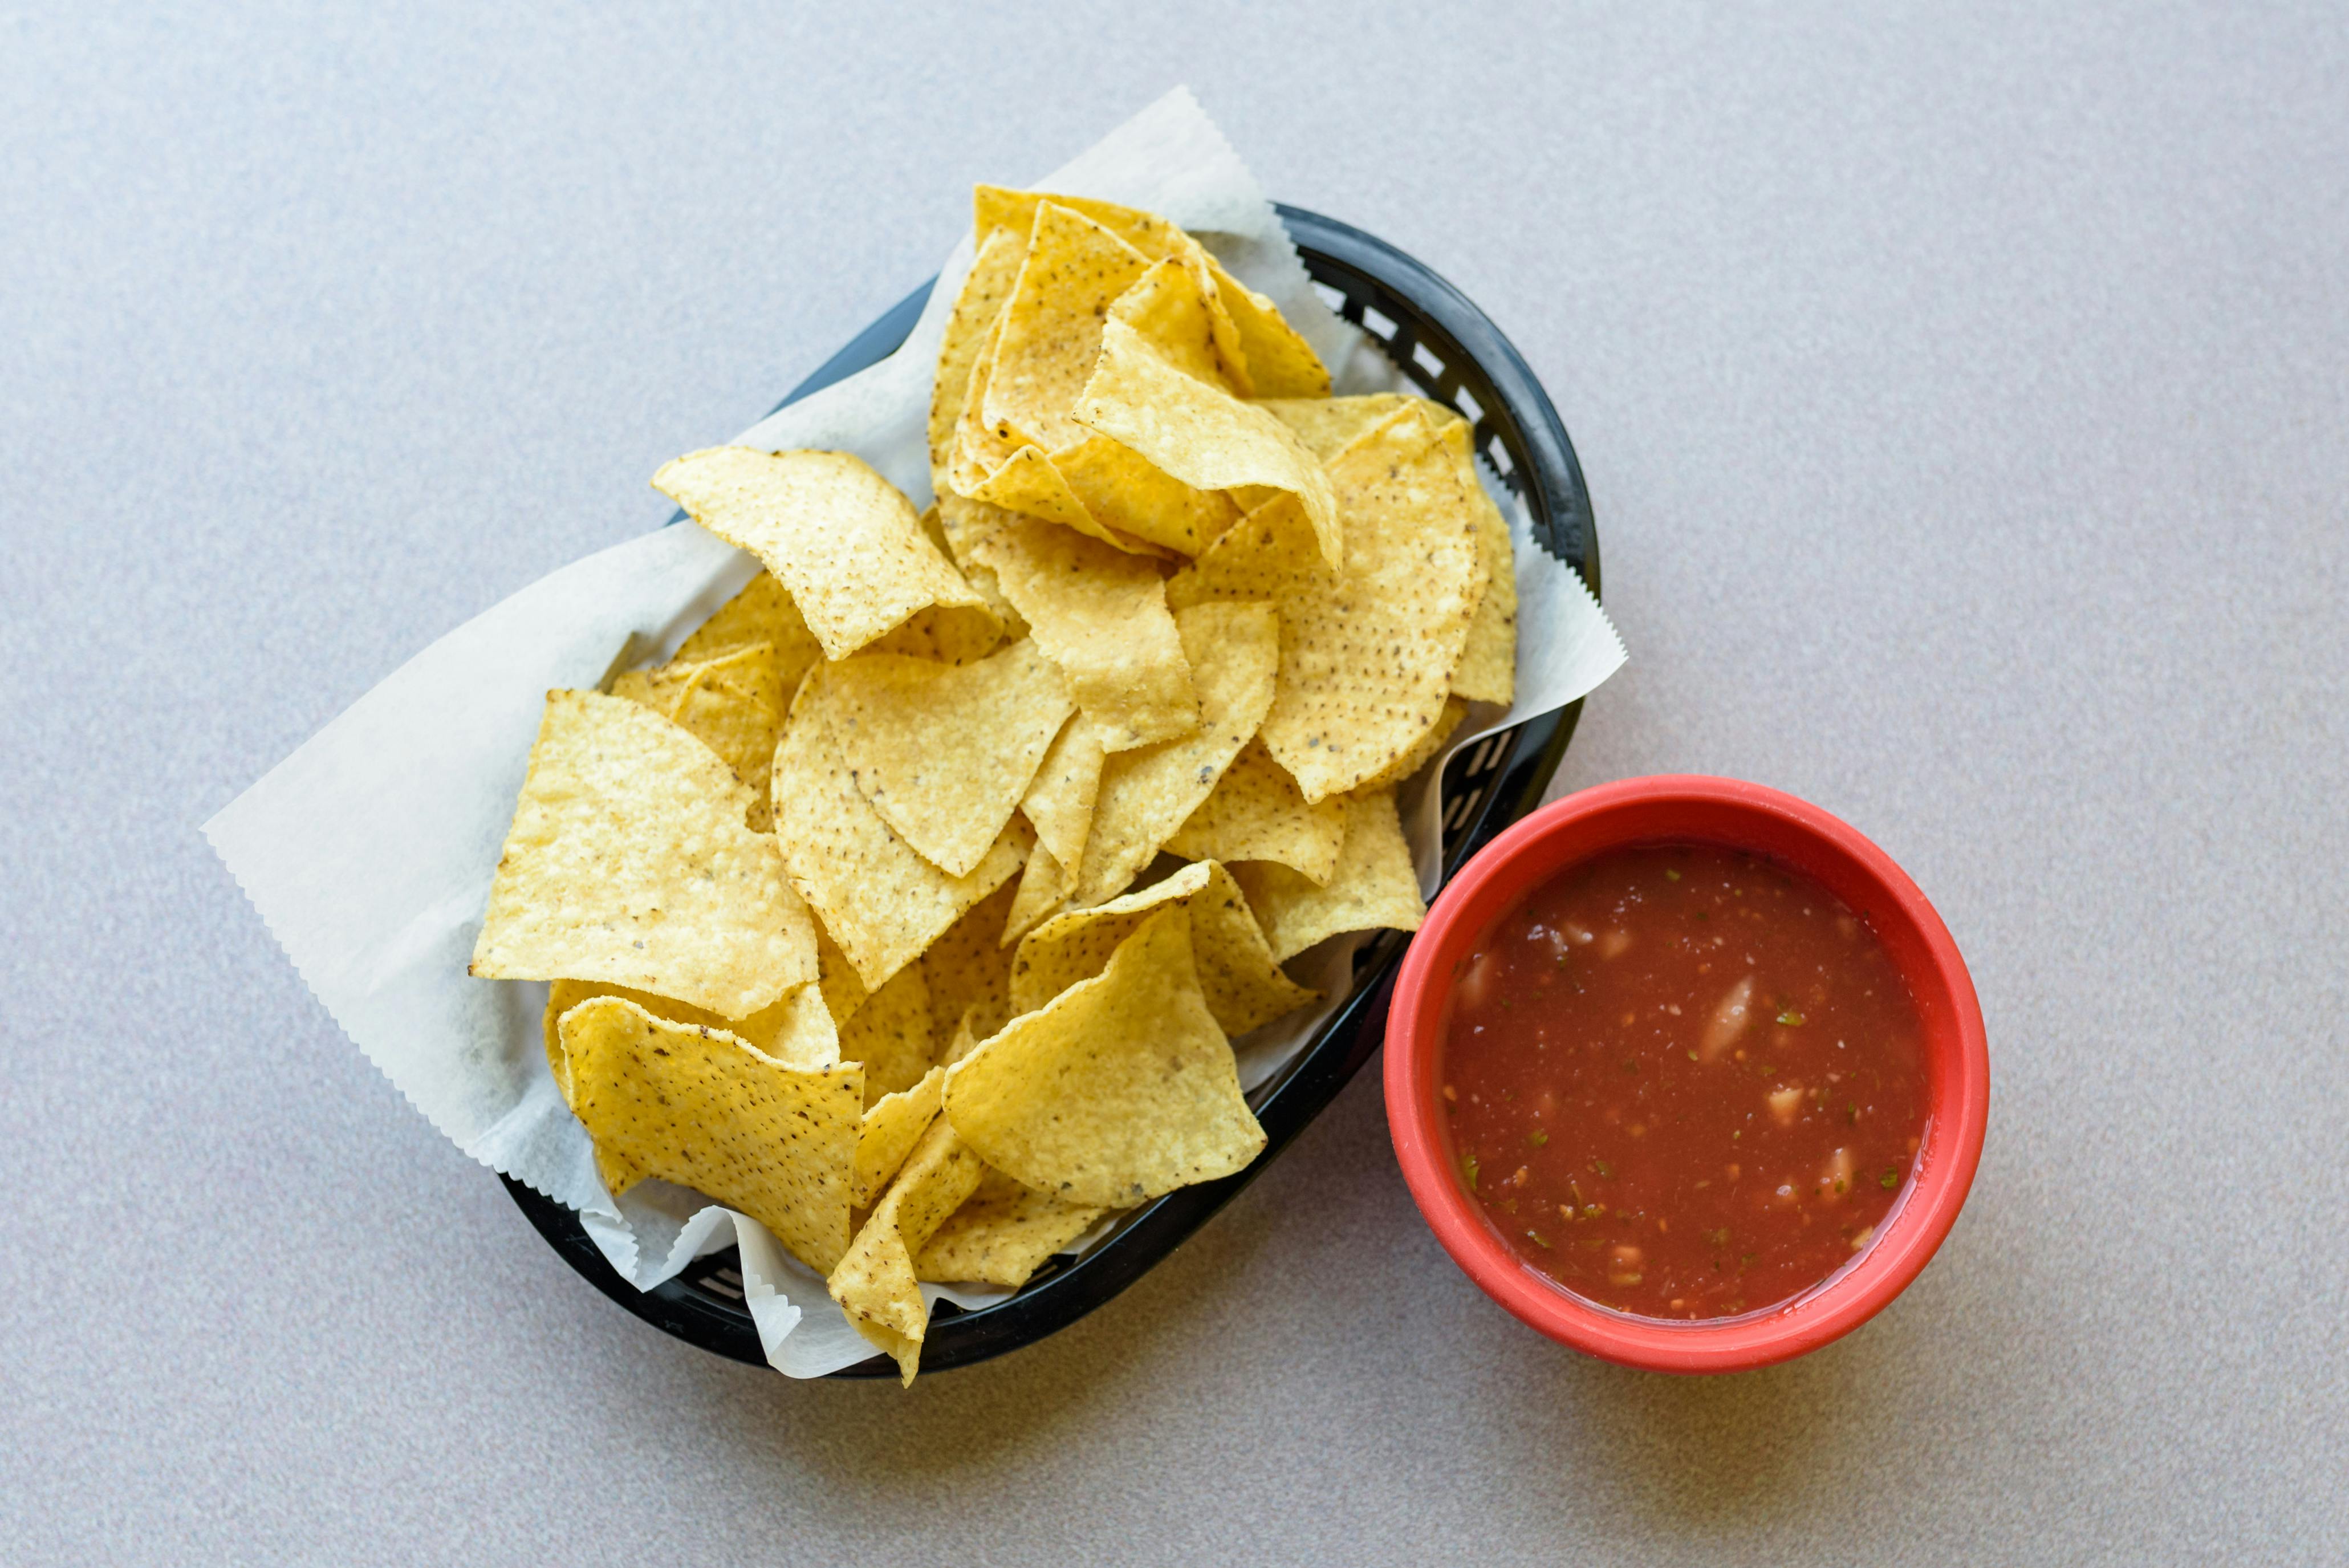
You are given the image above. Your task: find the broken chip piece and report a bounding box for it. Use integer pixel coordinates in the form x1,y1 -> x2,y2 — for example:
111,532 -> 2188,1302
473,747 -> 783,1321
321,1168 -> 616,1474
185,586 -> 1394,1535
470,690 -> 817,1019
560,994 -> 862,1274
828,1118 -> 987,1384
654,448 -> 987,660
945,905 -> 1266,1205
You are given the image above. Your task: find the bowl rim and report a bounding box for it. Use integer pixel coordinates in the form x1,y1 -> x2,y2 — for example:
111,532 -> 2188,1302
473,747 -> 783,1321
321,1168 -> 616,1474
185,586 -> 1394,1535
1383,774 -> 1989,1374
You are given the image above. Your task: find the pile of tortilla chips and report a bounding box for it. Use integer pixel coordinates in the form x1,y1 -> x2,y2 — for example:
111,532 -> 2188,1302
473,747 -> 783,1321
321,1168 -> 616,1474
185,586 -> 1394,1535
468,188 -> 1516,1383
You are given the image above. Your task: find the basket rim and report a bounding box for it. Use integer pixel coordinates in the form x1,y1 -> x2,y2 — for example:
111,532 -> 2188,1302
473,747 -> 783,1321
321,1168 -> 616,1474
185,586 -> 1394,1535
501,202 -> 1601,1378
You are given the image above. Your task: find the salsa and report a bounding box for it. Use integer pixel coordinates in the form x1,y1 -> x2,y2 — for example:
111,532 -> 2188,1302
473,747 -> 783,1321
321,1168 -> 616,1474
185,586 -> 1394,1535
1442,843 -> 1927,1320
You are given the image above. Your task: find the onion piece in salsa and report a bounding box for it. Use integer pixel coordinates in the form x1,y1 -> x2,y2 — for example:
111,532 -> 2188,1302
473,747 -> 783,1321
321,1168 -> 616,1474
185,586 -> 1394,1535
1441,843 -> 1926,1320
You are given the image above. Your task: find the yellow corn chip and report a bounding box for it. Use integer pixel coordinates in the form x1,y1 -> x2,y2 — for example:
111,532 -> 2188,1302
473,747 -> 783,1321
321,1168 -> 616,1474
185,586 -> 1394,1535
930,493 -> 1029,636
1019,715 -> 1107,875
972,186 -> 1254,393
974,184 -> 1190,258
921,878 -> 1021,1051
1075,601 -> 1277,905
654,448 -> 984,661
1002,836 -> 1070,947
965,437 -> 1160,555
824,640 -> 1072,878
770,672 -> 1028,989
611,640 -> 786,830
1164,740 -> 1345,885
813,921 -> 869,1026
1198,253 -> 1330,397
838,956 -> 934,1106
1233,788 -> 1427,962
968,514 -> 1198,751
1360,697 -> 1468,793
861,601 -> 1005,667
938,1006 -> 985,1067
674,570 -> 826,677
1258,393 -> 1428,461
1111,256 -> 1231,387
544,977 -> 838,1107
561,996 -> 861,1273
984,203 -> 1153,453
1437,420 -> 1517,706
1052,434 -> 1239,557
852,1066 -> 944,1209
1267,403 -> 1512,702
929,224 -> 1027,484
948,216 -> 1224,556
828,1118 -> 986,1384
914,1167 -> 1106,1289
1074,318 -> 1341,568
945,905 -> 1265,1205
470,691 -> 817,1019
1170,407 -> 1486,802
1013,859 -> 1315,1037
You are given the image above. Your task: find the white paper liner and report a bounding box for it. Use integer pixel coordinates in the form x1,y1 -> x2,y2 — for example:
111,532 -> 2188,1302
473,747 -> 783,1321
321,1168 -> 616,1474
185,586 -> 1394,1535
204,87 -> 1627,1379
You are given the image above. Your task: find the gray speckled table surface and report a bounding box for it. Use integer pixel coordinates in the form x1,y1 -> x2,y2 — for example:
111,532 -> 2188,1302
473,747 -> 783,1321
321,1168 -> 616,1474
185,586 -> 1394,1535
7,5 -> 2345,1563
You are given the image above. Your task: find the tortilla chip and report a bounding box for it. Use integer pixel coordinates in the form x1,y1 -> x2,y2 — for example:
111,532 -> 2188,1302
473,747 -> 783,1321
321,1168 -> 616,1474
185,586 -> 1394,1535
1437,420 -> 1517,706
1169,407 -> 1486,802
1075,601 -> 1277,905
770,672 -> 1028,989
983,203 -> 1152,453
1233,788 -> 1427,962
470,690 -> 818,1019
1052,434 -> 1239,557
930,493 -> 1029,635
653,448 -> 984,660
921,878 -> 1021,1052
544,977 -> 838,1106
1002,838 -> 1070,947
1360,697 -> 1468,793
1012,859 -> 1315,1036
1111,256 -> 1232,388
938,1006 -> 986,1067
611,640 -> 786,830
1198,253 -> 1330,397
824,640 -> 1072,878
974,184 -> 1191,259
853,1066 -> 944,1209
1164,740 -> 1345,885
861,602 -> 1005,667
944,905 -> 1265,1205
969,514 -> 1198,751
1258,393 -> 1429,461
828,1118 -> 986,1384
838,956 -> 934,1106
965,437 -> 1159,555
813,921 -> 869,1026
929,225 -> 1027,484
972,186 -> 1254,393
561,995 -> 861,1273
914,1167 -> 1106,1289
948,218 -> 1218,555
675,570 -> 826,678
1019,716 -> 1107,873
1074,318 -> 1341,568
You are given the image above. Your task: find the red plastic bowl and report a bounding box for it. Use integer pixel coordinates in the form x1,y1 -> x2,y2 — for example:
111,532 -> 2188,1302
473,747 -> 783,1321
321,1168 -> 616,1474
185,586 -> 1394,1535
1385,775 -> 1989,1373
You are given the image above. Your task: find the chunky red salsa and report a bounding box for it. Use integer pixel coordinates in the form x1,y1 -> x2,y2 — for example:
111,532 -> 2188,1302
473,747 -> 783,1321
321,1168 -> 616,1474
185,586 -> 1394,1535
1442,843 -> 1927,1320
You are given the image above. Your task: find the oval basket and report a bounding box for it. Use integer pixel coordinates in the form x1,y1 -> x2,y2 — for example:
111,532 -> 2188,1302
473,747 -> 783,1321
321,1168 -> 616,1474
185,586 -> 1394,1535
502,204 -> 1602,1376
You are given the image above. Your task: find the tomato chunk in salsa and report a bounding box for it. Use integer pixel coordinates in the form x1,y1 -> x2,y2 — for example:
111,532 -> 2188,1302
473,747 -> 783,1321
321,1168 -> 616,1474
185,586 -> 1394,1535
1442,844 -> 1927,1320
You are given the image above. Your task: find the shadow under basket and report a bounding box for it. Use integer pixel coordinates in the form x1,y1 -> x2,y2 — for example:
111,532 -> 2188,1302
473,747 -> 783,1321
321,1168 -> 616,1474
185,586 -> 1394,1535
502,204 -> 1603,1377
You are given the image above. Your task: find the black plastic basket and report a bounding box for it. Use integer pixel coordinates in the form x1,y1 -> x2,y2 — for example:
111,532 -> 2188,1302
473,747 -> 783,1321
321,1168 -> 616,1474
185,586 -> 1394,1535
502,204 -> 1602,1376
